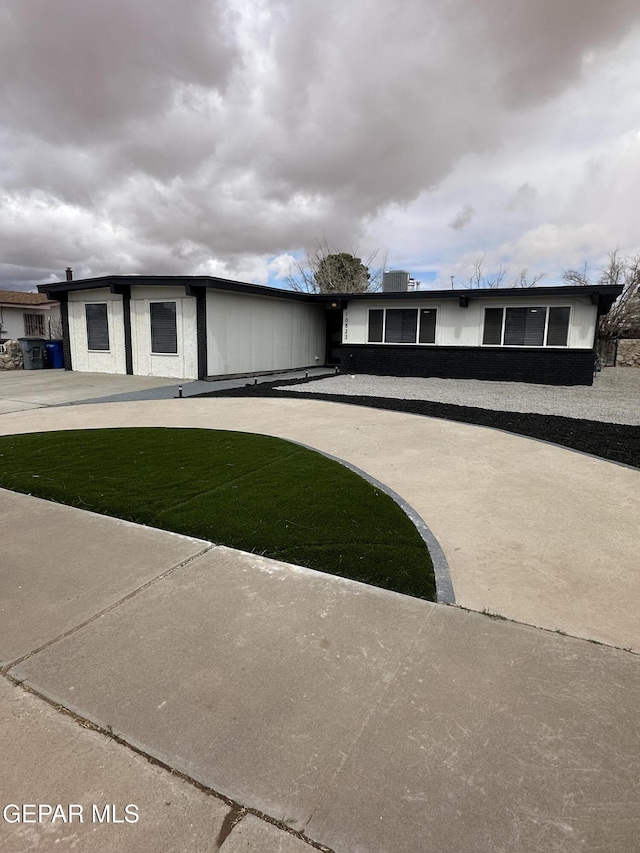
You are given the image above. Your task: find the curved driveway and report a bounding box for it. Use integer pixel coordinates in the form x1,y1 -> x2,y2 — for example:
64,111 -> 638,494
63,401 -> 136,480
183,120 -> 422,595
2,396 -> 639,650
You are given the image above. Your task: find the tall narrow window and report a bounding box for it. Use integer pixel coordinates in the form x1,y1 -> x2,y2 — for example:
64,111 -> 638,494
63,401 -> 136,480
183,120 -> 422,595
85,304 -> 109,350
384,309 -> 417,343
546,307 -> 570,346
482,308 -> 503,345
150,302 -> 178,353
418,309 -> 437,344
368,309 -> 383,342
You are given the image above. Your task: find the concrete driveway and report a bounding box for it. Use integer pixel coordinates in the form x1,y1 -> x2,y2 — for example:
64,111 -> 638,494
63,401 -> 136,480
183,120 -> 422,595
0,396 -> 638,649
0,369 -> 185,412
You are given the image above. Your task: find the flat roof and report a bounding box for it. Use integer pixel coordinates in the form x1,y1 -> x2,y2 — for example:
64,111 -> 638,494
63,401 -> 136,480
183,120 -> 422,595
38,275 -> 323,303
344,284 -> 624,300
38,275 -> 623,313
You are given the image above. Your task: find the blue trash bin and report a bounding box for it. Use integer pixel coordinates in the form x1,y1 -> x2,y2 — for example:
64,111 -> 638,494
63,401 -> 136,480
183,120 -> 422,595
44,340 -> 64,369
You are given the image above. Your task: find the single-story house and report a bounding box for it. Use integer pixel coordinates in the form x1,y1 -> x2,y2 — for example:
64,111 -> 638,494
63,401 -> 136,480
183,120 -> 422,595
0,290 -> 61,341
38,275 -> 623,386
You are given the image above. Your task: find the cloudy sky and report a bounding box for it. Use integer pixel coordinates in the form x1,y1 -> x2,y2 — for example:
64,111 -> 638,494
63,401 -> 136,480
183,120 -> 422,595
2,0 -> 640,292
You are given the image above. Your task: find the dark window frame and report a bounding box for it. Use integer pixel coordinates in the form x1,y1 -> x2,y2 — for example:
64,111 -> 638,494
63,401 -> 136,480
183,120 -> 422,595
85,303 -> 110,351
149,300 -> 178,355
367,307 -> 438,345
481,305 -> 572,348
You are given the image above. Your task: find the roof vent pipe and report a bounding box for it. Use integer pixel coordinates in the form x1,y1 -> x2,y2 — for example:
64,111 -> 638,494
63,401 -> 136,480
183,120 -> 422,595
65,267 -> 73,281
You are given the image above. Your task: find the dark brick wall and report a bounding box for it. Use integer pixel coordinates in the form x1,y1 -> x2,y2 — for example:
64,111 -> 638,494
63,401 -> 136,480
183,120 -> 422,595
337,345 -> 596,386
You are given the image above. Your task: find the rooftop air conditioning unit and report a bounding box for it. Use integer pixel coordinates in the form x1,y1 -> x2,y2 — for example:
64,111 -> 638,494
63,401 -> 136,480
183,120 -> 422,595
382,270 -> 411,293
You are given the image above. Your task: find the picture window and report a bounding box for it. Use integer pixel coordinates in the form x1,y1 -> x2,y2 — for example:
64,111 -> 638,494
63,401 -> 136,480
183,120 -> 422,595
482,306 -> 570,347
367,308 -> 437,345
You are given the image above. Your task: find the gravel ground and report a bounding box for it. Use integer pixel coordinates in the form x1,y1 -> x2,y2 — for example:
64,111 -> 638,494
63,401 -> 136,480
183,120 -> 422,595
196,367 -> 640,469
278,368 -> 640,426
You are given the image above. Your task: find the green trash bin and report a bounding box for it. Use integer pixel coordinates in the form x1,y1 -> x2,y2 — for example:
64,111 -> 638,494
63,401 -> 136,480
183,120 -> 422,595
18,337 -> 46,370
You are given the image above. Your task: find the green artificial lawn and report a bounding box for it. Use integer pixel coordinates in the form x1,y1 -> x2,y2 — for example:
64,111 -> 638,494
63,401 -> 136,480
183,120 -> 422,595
0,428 -> 435,600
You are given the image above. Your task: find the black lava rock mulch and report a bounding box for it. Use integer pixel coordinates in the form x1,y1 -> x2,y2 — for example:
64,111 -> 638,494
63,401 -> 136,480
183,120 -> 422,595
193,377 -> 640,470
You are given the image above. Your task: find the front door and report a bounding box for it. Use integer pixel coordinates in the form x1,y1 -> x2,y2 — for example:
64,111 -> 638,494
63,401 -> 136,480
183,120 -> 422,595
325,309 -> 343,365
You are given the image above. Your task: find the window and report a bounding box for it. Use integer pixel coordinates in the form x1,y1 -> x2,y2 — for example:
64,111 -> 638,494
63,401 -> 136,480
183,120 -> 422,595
368,309 -> 383,342
482,306 -> 570,347
419,309 -> 437,344
385,309 -> 417,343
150,301 -> 178,354
23,313 -> 45,337
367,307 -> 437,344
546,307 -> 570,346
482,308 -> 503,345
85,304 -> 109,350
504,307 -> 546,346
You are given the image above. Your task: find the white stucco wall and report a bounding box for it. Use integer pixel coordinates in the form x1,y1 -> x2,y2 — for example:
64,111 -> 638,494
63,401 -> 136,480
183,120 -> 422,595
343,294 -> 598,349
68,289 -> 127,374
130,286 -> 198,379
0,305 -> 61,340
206,291 -> 326,376
0,309 -> 26,341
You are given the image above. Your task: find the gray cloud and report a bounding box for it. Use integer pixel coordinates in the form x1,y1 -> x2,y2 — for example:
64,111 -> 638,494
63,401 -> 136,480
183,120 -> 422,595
1,0 -> 639,287
449,205 -> 476,231
0,0 -> 235,141
507,183 -> 538,213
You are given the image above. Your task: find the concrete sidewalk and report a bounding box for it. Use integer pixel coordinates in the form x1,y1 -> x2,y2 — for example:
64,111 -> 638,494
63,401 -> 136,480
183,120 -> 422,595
1,490 -> 639,852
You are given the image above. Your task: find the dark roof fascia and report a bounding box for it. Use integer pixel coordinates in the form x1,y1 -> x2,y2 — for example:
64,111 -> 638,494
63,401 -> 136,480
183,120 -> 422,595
37,278 -> 624,314
339,284 -> 624,301
200,276 -> 322,303
596,293 -> 620,315
38,275 -> 319,304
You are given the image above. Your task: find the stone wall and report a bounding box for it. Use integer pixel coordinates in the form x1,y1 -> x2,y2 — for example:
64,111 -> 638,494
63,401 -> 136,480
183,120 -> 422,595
617,339 -> 640,367
0,340 -> 24,370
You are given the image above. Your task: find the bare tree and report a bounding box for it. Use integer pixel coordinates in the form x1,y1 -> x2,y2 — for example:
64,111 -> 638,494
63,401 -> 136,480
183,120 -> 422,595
285,237 -> 387,294
467,255 -> 546,289
47,314 -> 64,340
562,250 -> 640,339
468,256 -> 508,289
513,267 -> 547,288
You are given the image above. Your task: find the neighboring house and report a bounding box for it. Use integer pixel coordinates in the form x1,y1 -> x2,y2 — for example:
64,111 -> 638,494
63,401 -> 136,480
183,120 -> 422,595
0,290 -> 61,341
38,276 -> 623,386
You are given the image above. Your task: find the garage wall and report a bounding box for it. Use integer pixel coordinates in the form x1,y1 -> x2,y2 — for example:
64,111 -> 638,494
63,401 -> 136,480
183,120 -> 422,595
343,294 -> 598,349
68,289 -> 127,374
206,291 -> 326,376
130,286 -> 198,379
